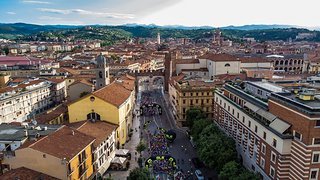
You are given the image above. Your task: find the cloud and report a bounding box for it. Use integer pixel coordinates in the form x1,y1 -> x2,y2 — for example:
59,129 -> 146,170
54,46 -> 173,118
22,0 -> 52,4
38,16 -> 62,20
7,12 -> 16,15
38,8 -> 135,19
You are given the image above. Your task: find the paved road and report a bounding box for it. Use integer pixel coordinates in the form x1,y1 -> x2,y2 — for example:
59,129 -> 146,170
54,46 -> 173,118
106,80 -> 217,180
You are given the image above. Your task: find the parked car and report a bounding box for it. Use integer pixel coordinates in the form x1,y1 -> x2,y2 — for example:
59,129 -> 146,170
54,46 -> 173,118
195,169 -> 204,180
192,158 -> 204,168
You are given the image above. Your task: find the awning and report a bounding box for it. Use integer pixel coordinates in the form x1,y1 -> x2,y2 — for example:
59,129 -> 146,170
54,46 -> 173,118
269,118 -> 291,134
115,149 -> 129,156
244,102 -> 260,112
111,157 -> 127,165
256,109 -> 276,122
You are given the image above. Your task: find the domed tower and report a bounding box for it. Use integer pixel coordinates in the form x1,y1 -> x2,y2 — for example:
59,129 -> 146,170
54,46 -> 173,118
95,54 -> 110,89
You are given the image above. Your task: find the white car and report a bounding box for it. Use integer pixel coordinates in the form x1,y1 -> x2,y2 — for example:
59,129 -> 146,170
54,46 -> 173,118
195,169 -> 204,180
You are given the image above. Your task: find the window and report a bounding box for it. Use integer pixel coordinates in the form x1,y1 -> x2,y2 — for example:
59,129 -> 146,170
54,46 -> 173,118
242,116 -> 245,123
269,166 -> 275,178
263,132 -> 266,140
271,151 -> 276,163
224,103 -> 226,108
43,154 -> 46,158
237,112 -> 239,119
228,106 -> 230,111
183,108 -> 186,113
310,169 -> 319,180
316,120 -> 320,127
294,131 -> 302,141
220,100 -> 222,105
312,152 -> 320,163
183,100 -> 186,104
260,158 -> 265,168
196,99 -> 199,104
261,143 -> 266,155
314,138 -> 320,145
232,109 -> 234,115
255,125 -> 258,133
248,121 -> 251,128
272,138 -> 277,148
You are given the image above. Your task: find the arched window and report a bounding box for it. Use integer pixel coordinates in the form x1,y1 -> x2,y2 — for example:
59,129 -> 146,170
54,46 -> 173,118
87,112 -> 101,120
225,63 -> 231,67
99,71 -> 103,78
106,71 -> 108,78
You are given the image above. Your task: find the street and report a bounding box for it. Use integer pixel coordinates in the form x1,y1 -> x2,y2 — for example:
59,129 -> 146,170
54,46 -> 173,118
107,78 -> 217,180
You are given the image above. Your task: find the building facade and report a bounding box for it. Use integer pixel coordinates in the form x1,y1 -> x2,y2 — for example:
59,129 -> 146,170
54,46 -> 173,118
0,79 -> 53,123
169,74 -> 221,126
214,82 -> 320,180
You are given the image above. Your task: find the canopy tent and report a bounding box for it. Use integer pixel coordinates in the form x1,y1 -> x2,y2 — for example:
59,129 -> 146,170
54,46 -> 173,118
111,157 -> 127,165
115,149 -> 129,156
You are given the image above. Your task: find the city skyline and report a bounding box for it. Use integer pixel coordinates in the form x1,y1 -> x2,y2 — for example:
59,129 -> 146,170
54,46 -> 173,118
1,0 -> 320,28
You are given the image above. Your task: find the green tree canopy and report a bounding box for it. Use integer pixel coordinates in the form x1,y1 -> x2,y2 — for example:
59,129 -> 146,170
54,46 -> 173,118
127,168 -> 151,180
136,141 -> 147,155
191,119 -> 211,141
196,124 -> 237,171
186,108 -> 206,128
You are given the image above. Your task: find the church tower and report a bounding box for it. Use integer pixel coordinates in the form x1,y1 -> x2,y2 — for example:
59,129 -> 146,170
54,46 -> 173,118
95,54 -> 110,90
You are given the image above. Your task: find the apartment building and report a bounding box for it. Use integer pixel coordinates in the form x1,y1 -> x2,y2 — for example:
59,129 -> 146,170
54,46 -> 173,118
214,81 -> 320,180
0,79 -> 53,123
169,74 -> 222,126
69,120 -> 117,177
4,126 -> 95,180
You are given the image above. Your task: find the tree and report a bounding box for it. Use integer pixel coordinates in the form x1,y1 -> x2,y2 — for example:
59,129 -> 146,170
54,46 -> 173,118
79,91 -> 90,98
127,168 -> 151,180
186,108 -> 206,128
191,119 -> 211,141
196,124 -> 237,171
136,141 -> 146,156
219,161 -> 240,180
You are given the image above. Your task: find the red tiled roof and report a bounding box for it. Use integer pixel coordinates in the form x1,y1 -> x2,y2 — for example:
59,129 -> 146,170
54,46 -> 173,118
74,121 -> 118,147
28,126 -> 95,161
93,80 -> 134,107
35,105 -> 67,124
0,167 -> 59,180
175,59 -> 199,64
199,53 -> 240,61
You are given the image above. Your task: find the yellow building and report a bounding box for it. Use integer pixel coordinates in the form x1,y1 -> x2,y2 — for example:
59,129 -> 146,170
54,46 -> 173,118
0,74 -> 10,87
4,126 -> 95,180
35,104 -> 68,124
68,75 -> 135,147
169,74 -> 222,126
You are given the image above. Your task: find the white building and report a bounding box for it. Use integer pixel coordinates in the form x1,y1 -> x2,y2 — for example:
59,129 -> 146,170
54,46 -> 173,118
73,121 -> 117,177
0,79 -> 53,123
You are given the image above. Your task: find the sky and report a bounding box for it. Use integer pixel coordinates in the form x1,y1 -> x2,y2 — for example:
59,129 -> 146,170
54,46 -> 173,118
0,0 -> 319,27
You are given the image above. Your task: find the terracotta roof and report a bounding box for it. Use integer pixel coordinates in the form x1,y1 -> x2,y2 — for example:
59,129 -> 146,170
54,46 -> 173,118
0,79 -> 46,94
199,53 -> 240,61
175,59 -> 199,64
0,167 -> 59,180
28,126 -> 95,161
70,79 -> 93,87
239,57 -> 269,63
181,68 -> 208,72
35,105 -> 67,124
93,80 -> 133,107
48,78 -> 65,84
74,121 -> 118,147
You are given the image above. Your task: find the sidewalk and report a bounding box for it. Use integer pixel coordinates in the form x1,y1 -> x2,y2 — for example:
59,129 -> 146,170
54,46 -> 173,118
106,97 -> 142,179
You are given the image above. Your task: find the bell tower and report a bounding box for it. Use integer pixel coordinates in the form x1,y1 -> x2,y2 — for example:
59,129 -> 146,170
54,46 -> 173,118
95,53 -> 110,90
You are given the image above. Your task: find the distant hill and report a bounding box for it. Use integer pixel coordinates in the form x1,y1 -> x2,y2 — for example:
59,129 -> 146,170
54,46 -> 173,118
221,24 -> 296,31
1,23 -> 320,42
